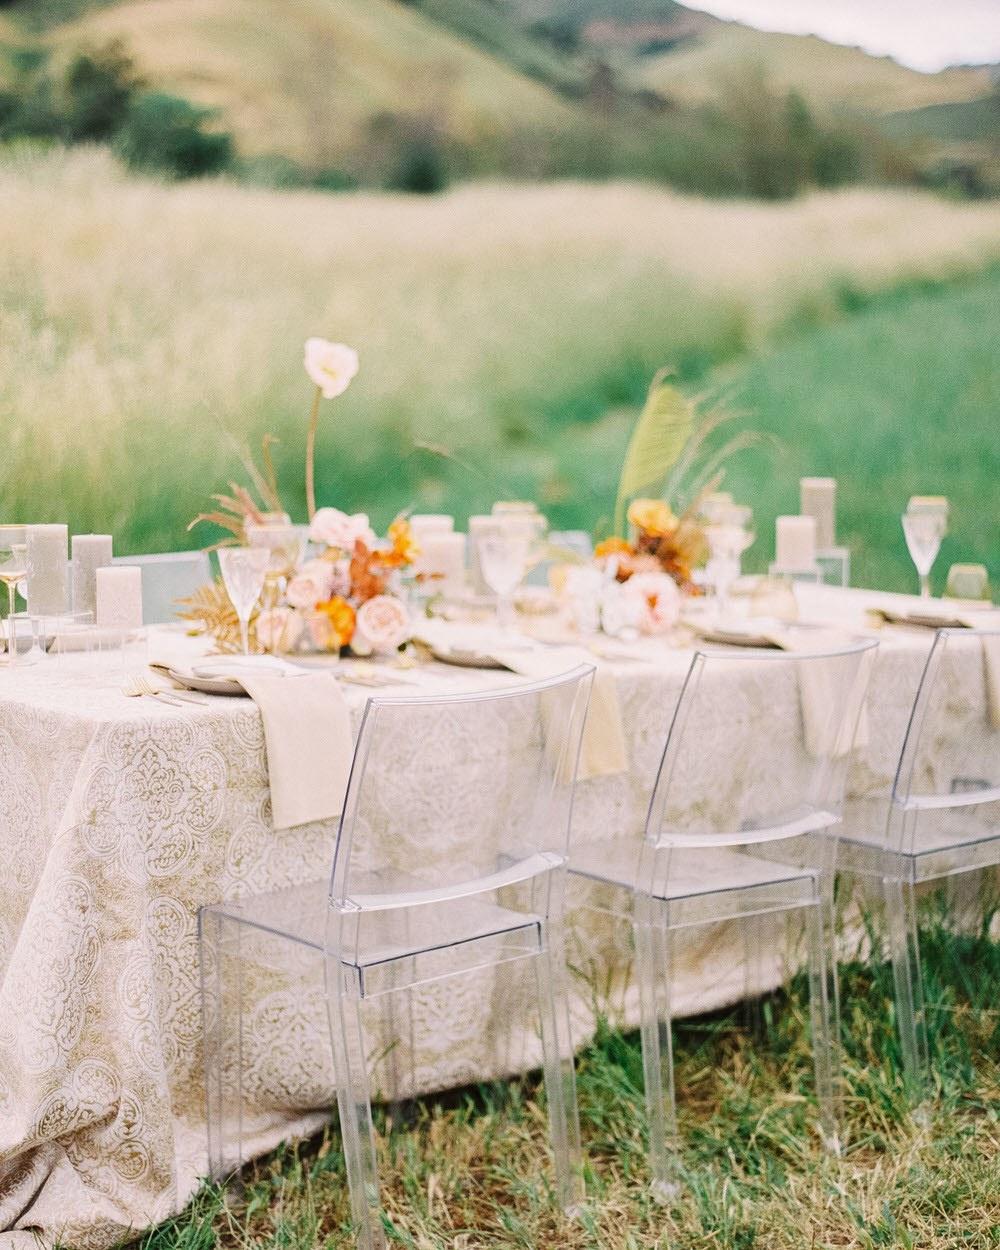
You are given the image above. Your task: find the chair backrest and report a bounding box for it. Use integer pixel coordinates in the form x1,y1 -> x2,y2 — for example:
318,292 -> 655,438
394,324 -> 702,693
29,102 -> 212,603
327,666 -> 594,926
889,627 -> 1000,855
113,550 -> 211,624
642,634 -> 877,891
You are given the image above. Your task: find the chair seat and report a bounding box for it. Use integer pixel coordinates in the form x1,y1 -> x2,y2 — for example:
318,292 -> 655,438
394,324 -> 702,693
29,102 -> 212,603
204,878 -> 541,971
570,842 -> 818,927
838,797 -> 1000,882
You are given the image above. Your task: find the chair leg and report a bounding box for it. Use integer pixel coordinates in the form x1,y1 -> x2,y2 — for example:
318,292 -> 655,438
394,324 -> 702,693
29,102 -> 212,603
534,916 -> 585,1214
805,901 -> 839,1154
326,960 -> 385,1250
634,900 -> 679,1201
883,875 -> 928,1100
200,909 -> 245,1180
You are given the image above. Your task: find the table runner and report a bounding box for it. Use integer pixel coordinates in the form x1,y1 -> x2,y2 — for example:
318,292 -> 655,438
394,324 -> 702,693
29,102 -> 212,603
0,587 -> 992,1248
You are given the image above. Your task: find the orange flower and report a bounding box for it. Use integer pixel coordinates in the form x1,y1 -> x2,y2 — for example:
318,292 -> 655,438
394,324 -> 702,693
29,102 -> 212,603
313,595 -> 356,650
380,517 -> 419,568
627,498 -> 678,539
594,536 -> 634,560
349,540 -> 388,602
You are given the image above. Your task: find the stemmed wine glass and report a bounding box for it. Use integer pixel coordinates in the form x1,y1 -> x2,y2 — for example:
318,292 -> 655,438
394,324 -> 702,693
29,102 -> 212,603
218,547 -> 271,656
902,503 -> 947,598
477,531 -> 531,633
704,503 -> 755,618
0,542 -> 27,667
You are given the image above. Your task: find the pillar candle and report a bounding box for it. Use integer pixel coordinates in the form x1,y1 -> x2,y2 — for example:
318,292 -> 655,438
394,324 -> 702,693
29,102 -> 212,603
71,534 -> 114,615
800,477 -> 836,550
26,524 -> 69,616
775,515 -> 816,572
96,566 -> 143,630
415,531 -> 467,595
409,514 -> 454,536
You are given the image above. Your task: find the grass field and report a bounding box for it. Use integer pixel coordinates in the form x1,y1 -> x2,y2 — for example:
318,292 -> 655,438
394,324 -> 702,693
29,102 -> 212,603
2,147 -> 1000,590
138,896 -> 1000,1249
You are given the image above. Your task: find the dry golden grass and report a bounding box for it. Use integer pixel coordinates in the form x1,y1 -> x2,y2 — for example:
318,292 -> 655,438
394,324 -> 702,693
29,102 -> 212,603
639,23 -> 993,114
2,147 -> 1000,552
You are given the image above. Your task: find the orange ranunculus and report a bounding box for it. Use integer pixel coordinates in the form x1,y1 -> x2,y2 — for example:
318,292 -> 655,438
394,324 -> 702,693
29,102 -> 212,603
381,517 -> 419,568
594,536 -> 634,559
627,498 -> 678,539
313,596 -> 356,650
349,540 -> 387,602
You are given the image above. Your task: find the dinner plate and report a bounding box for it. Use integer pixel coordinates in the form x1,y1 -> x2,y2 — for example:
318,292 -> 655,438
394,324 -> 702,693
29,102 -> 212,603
687,622 -> 783,649
163,667 -> 246,696
431,646 -> 509,670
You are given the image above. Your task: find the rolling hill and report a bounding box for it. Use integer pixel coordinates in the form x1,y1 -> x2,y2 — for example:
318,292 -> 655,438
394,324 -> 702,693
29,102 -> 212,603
45,0 -> 577,163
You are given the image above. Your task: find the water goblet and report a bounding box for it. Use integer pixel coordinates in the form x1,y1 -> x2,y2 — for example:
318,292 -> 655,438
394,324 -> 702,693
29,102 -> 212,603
477,531 -> 531,632
0,542 -> 27,667
705,504 -> 755,618
218,547 -> 271,656
902,508 -> 946,598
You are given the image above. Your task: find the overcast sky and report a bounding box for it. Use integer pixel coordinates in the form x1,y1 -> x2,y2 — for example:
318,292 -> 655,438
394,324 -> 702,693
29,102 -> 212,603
685,0 -> 1000,72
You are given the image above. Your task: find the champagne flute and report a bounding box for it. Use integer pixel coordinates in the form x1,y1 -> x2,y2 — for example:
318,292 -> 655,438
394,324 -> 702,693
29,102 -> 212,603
0,542 -> 27,667
477,532 -> 530,632
218,547 -> 271,656
902,507 -> 946,598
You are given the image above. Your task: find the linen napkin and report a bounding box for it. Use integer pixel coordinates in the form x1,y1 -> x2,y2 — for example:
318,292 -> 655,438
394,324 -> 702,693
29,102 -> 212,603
234,671 -> 353,830
415,624 -> 628,781
868,608 -> 1000,730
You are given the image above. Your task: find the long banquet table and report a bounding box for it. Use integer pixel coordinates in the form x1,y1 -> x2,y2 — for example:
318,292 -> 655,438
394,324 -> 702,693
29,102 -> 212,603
0,585 -> 991,1248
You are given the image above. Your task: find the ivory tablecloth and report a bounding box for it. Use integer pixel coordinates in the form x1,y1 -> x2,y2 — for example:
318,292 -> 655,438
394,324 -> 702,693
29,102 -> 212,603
0,587 -> 986,1247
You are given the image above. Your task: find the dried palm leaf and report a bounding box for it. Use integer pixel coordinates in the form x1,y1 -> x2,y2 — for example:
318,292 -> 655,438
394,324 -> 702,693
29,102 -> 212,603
614,369 -> 694,535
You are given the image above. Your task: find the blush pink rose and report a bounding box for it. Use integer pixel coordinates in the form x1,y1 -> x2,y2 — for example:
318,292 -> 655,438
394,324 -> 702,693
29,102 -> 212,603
352,594 -> 411,655
309,507 -> 376,552
285,558 -> 335,609
623,571 -> 680,635
255,606 -> 304,653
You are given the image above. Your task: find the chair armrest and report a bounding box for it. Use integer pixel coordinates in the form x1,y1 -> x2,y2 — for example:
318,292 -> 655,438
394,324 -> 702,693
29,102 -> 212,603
335,850 -> 566,914
654,809 -> 839,850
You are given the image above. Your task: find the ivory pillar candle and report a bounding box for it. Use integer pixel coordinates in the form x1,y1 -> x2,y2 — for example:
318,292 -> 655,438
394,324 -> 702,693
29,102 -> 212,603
26,524 -> 69,616
415,531 -> 467,594
775,515 -> 816,572
800,477 -> 836,550
0,525 -> 27,548
409,514 -> 454,536
96,566 -> 143,630
71,534 -> 113,615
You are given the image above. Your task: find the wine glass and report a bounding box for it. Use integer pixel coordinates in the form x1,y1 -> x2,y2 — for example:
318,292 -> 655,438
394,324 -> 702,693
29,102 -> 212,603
0,542 -> 27,667
902,508 -> 946,598
218,547 -> 271,656
705,504 -> 755,618
477,532 -> 530,632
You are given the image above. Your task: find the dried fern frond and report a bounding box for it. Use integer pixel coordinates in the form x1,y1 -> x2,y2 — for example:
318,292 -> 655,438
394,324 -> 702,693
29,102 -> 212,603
176,577 -> 258,654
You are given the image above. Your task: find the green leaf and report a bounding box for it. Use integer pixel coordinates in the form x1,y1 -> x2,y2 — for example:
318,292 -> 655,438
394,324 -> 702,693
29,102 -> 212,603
614,369 -> 694,535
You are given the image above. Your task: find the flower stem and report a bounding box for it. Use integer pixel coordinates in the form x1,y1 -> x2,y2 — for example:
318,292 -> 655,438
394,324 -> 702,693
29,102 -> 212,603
305,384 -> 322,521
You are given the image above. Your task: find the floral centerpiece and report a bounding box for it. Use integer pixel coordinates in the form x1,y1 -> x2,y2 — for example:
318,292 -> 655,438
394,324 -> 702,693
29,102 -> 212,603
182,339 -> 418,656
576,369 -> 761,638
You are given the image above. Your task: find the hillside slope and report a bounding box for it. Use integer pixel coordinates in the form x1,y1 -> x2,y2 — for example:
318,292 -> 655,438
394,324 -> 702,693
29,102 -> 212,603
636,20 -> 992,113
51,0 -> 576,163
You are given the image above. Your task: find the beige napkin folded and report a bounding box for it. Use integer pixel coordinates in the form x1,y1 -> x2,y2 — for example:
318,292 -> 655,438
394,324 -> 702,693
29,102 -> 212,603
236,672 -> 354,830
868,608 -> 1000,730
766,628 -> 873,758
415,624 -> 627,781
490,645 -> 628,782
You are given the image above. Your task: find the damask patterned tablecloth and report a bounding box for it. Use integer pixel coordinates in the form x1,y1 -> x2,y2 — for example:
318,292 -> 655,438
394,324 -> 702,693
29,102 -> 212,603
0,588 -> 967,1247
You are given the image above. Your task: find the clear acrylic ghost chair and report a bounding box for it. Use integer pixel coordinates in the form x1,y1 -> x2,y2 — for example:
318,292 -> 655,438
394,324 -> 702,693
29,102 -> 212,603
200,664 -> 594,1249
569,636 -> 876,1198
837,627 -> 1000,1095
113,550 -> 211,623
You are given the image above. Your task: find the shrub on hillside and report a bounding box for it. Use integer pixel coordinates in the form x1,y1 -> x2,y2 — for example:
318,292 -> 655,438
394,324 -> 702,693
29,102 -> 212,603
115,93 -> 232,178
